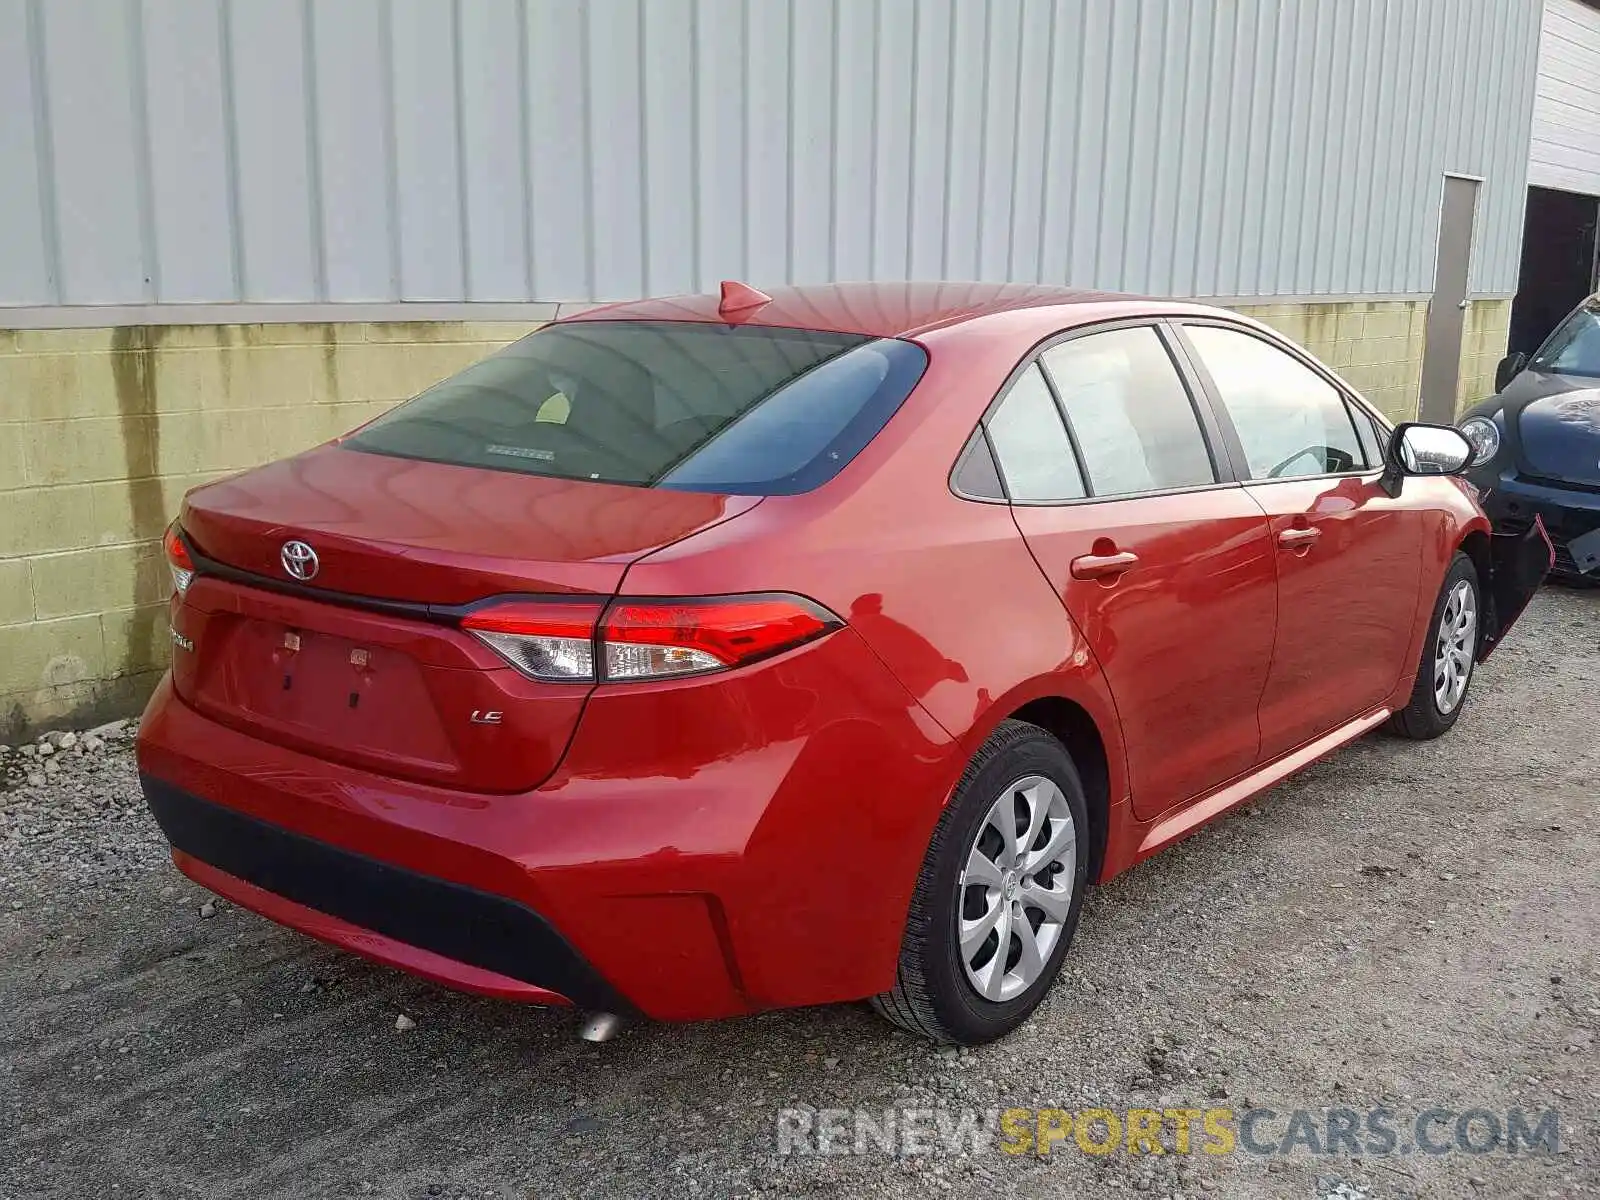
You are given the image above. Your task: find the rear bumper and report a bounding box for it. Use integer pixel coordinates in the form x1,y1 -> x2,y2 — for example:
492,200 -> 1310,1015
146,776 -> 622,1009
1475,471 -> 1600,577
137,624 -> 958,1021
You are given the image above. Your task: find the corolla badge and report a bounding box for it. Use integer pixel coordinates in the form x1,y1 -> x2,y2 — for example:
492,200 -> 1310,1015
280,540 -> 319,581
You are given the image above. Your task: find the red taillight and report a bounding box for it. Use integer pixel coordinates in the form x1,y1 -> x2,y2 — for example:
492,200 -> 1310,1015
460,600 -> 605,682
601,596 -> 838,679
460,593 -> 840,682
163,523 -> 194,596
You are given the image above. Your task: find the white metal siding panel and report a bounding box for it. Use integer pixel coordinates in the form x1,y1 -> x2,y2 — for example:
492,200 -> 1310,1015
140,1 -> 235,302
1311,0 -> 1355,296
228,0 -> 319,301
943,0 -> 986,283
312,0 -> 397,301
693,0 -> 746,289
527,0 -> 592,300
871,0 -> 917,282
906,0 -> 953,282
641,0 -> 697,294
0,1 -> 54,304
456,0 -> 528,301
1185,2 -> 1235,299
1355,0 -> 1405,294
390,0 -> 465,301
831,0 -> 876,283
787,0 -> 833,287
0,0 -> 1547,310
588,0 -> 646,301
38,0 -> 146,303
1529,0 -> 1600,196
976,0 -> 1023,284
1160,3 -> 1206,298
1005,0 -> 1049,282
1230,2 -> 1279,299
745,0 -> 793,286
1096,3 -> 1139,288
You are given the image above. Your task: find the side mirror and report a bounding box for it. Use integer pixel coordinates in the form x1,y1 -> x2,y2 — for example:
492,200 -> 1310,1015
1494,351 -> 1527,393
1380,422 -> 1474,495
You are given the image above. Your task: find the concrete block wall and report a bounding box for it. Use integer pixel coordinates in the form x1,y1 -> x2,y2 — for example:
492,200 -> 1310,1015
0,299 -> 1511,735
0,322 -> 533,737
1234,297 -> 1513,422
1455,299 -> 1517,409
1236,299 -> 1428,421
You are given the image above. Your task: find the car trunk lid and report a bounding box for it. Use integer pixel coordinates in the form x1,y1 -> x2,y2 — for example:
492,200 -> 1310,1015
181,442 -> 759,602
173,443 -> 759,791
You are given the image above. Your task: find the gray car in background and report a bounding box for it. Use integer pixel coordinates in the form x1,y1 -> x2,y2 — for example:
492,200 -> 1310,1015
1461,294 -> 1600,578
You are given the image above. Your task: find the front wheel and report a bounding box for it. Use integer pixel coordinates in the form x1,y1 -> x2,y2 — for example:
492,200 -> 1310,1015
870,720 -> 1090,1045
1387,552 -> 1480,740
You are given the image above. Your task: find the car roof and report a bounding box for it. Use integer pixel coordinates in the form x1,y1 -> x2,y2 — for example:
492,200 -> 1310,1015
557,281 -> 1237,341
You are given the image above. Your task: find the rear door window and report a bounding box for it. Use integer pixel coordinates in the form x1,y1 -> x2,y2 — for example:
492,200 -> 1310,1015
984,365 -> 1088,502
1183,325 -> 1366,480
951,430 -> 1006,500
348,321 -> 928,496
1041,326 -> 1216,496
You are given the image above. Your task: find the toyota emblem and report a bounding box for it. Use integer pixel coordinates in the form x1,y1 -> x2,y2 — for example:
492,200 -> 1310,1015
280,540 -> 319,582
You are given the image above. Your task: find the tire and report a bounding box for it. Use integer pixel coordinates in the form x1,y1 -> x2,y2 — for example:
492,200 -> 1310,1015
870,719 -> 1090,1045
1386,551 -> 1481,740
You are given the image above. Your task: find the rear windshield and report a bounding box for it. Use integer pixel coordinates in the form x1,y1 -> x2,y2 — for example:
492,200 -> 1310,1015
348,320 -> 928,495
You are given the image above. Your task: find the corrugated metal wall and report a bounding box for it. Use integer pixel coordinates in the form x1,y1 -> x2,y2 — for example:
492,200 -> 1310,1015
0,0 -> 1542,311
1529,0 -> 1600,197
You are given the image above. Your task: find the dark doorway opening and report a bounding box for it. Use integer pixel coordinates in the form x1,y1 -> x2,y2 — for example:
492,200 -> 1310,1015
1510,185 -> 1600,357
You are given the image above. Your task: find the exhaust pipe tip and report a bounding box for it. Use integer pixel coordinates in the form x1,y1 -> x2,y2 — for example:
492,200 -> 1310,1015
578,1012 -> 625,1043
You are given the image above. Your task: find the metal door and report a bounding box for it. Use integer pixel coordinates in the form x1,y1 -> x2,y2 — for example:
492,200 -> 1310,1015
1419,175 -> 1482,423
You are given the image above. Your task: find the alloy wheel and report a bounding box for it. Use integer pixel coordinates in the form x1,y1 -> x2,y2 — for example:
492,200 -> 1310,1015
1434,578 -> 1477,714
957,775 -> 1077,1002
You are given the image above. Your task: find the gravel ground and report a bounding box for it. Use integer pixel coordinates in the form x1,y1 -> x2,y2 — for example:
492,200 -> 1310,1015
2,588 -> 1597,1200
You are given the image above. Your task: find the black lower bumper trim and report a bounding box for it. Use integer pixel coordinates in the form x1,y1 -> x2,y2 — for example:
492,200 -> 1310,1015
1493,512 -> 1596,578
141,774 -> 629,1012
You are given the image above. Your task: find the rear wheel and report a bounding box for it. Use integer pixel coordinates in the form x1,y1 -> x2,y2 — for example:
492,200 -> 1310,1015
870,720 -> 1090,1045
1387,552 -> 1480,740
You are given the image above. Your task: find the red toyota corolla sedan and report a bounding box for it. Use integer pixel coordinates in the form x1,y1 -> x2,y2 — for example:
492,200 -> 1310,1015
138,283 -> 1550,1045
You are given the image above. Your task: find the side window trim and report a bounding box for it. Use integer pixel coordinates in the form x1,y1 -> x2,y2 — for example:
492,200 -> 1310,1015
1155,319 -> 1243,484
1032,354 -> 1098,499
1347,394 -> 1395,461
1334,395 -> 1377,470
1170,318 -> 1386,484
979,426 -> 1010,501
950,425 -> 1010,503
